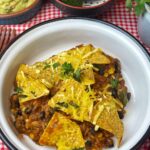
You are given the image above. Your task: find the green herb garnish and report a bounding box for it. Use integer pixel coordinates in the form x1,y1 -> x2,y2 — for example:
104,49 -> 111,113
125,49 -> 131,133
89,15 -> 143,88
69,101 -> 79,108
61,62 -> 74,75
57,102 -> 68,108
43,63 -> 51,70
53,62 -> 60,69
15,87 -> 23,93
126,0 -> 150,15
111,79 -> 119,89
73,69 -> 81,82
62,0 -> 83,7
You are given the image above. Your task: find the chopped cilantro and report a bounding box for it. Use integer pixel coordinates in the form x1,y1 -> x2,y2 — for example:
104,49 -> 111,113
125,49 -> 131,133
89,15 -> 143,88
69,101 -> 79,108
111,79 -> 119,89
43,63 -> 50,70
61,62 -> 74,75
57,102 -> 68,108
15,87 -> 23,94
73,69 -> 81,82
53,62 -> 60,69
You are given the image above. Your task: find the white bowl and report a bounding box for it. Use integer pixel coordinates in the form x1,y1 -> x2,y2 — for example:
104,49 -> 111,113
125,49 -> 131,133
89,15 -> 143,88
0,17 -> 150,150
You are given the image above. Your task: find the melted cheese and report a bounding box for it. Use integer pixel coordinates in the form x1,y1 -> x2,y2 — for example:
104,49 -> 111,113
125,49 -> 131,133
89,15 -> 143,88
48,79 -> 94,122
16,64 -> 49,103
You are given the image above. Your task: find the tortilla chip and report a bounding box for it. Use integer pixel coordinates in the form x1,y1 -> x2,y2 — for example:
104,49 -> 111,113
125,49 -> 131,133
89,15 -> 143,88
81,67 -> 95,85
91,97 -> 123,146
39,112 -> 85,150
83,48 -> 111,64
48,79 -> 93,122
16,64 -> 49,103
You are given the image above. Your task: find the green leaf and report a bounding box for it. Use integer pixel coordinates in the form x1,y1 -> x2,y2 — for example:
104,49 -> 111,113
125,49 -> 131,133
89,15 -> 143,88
111,79 -> 119,89
15,87 -> 23,93
43,63 -> 51,70
61,62 -> 74,75
53,62 -> 60,69
125,0 -> 150,15
62,0 -> 83,7
135,3 -> 145,15
126,0 -> 132,9
73,69 -> 81,82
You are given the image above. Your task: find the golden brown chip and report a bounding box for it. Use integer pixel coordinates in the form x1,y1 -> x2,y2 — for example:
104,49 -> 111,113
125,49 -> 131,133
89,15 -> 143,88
48,79 -> 94,122
16,64 -> 49,103
83,48 -> 111,64
39,112 -> 85,150
81,67 -> 95,85
91,97 -> 123,146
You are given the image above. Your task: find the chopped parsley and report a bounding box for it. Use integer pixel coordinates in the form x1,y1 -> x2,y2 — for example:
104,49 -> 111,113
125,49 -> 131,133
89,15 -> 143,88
69,101 -> 79,108
43,63 -> 50,70
15,87 -> 23,94
73,69 -> 81,82
57,102 -> 68,108
111,79 -> 119,89
61,62 -> 74,75
53,62 -> 60,69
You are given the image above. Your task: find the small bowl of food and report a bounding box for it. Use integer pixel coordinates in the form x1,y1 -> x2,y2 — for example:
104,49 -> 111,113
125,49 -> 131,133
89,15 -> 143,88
51,0 -> 114,16
0,17 -> 150,150
0,0 -> 42,25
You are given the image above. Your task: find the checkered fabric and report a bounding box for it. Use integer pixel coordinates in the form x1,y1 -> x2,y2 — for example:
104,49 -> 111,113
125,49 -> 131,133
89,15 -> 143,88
0,0 -> 150,150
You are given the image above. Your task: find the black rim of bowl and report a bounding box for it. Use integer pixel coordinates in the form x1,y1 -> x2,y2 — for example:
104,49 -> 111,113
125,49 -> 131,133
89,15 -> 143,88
0,17 -> 150,150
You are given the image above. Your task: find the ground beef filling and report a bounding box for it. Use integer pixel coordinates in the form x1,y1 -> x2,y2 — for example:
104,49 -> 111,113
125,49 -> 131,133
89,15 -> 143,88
10,94 -> 114,148
10,94 -> 53,142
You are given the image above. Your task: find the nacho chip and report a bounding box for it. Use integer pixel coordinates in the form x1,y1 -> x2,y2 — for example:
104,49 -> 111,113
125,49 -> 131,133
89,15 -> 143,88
80,67 -> 95,85
48,79 -> 94,122
39,112 -> 85,150
18,62 -> 58,89
16,64 -> 49,103
91,97 -> 123,146
82,48 -> 111,64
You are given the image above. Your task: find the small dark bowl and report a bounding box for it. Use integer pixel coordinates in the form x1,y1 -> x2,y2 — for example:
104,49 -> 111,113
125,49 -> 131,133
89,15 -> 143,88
51,0 -> 114,16
0,0 -> 42,25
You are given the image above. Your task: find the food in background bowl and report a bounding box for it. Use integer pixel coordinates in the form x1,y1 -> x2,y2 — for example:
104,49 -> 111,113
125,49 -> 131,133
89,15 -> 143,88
0,0 -> 36,14
61,0 -> 109,7
0,0 -> 42,25
51,0 -> 114,16
10,44 -> 130,150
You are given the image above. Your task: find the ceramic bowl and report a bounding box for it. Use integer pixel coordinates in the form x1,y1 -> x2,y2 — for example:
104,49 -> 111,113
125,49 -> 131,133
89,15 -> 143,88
0,17 -> 150,150
51,0 -> 114,16
0,0 -> 42,25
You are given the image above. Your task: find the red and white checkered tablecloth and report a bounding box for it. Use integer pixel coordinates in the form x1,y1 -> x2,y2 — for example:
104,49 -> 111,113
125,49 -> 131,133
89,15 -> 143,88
0,0 -> 150,150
